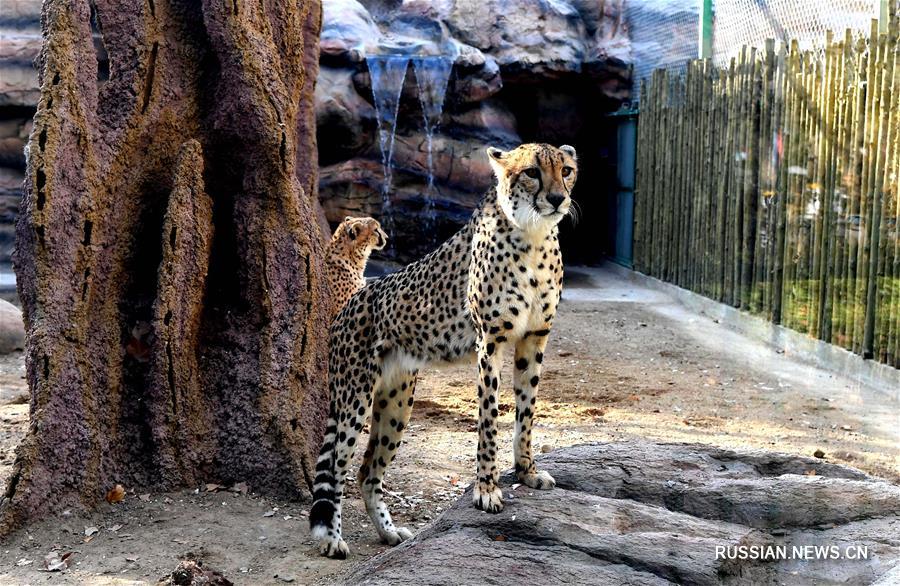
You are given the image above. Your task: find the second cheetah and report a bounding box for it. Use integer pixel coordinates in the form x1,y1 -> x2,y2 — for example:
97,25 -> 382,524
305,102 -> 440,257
325,216 -> 387,320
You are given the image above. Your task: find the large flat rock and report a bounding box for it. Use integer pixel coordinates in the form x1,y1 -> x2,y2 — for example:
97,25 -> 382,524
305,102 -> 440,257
341,441 -> 900,585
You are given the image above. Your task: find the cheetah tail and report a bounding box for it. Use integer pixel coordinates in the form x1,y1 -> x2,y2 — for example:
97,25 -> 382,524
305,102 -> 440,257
309,416 -> 338,539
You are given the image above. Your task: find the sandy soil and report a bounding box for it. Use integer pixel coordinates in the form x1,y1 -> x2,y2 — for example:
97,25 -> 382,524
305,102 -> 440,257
1,267 -> 897,585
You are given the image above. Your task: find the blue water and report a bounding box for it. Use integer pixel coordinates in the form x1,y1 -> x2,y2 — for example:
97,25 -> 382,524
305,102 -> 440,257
366,51 -> 454,252
366,55 -> 410,252
413,56 -> 454,244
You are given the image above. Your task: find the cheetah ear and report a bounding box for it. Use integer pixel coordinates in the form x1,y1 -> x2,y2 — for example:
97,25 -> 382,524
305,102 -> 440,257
486,146 -> 509,175
346,225 -> 357,240
559,144 -> 577,160
344,215 -> 353,222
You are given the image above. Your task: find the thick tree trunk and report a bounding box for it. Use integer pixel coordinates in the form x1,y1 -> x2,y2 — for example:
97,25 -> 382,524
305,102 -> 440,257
1,0 -> 328,533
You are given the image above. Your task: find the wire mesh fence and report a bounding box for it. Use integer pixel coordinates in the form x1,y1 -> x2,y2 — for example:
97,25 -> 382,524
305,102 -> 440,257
712,0 -> 878,66
626,0 -> 699,100
634,14 -> 900,368
628,0 -> 884,101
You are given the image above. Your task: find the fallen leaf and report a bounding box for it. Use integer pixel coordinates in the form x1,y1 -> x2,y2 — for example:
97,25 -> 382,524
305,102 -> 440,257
109,524 -> 123,532
493,534 -> 507,541
813,449 -> 826,459
106,484 -> 126,504
16,558 -> 32,566
139,493 -> 151,502
84,526 -> 99,537
205,483 -> 221,492
804,469 -> 817,476
230,482 -> 249,495
262,510 -> 276,517
448,475 -> 459,486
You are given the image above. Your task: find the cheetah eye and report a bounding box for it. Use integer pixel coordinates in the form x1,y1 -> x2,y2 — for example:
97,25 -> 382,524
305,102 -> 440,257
523,168 -> 540,179
561,166 -> 573,177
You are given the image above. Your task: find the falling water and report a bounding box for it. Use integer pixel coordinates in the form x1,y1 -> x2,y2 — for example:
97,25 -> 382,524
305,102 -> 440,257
366,39 -> 456,253
413,56 -> 454,243
366,55 -> 410,250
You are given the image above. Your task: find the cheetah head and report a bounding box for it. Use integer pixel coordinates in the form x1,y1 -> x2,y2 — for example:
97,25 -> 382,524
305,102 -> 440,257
486,143 -> 578,232
331,216 -> 388,256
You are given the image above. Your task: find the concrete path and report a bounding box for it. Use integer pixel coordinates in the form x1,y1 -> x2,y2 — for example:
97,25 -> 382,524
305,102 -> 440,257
563,265 -> 899,450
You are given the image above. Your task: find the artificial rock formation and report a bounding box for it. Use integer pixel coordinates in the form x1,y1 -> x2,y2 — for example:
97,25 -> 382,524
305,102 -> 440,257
316,0 -> 632,261
2,0 -> 329,532
344,442 -> 900,585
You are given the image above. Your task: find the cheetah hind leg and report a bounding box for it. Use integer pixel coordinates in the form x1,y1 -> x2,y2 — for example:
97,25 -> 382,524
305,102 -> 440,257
357,369 -> 417,545
310,356 -> 379,559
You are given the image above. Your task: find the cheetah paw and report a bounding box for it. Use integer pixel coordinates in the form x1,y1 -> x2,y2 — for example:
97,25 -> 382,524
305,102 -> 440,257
473,483 -> 504,513
319,535 -> 350,559
520,469 -> 556,490
381,526 -> 414,546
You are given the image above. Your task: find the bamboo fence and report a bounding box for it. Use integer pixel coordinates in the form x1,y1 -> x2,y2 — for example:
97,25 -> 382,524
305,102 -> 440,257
634,20 -> 900,368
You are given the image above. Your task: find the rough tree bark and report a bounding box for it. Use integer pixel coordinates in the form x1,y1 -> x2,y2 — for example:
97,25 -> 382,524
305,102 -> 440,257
1,0 -> 328,533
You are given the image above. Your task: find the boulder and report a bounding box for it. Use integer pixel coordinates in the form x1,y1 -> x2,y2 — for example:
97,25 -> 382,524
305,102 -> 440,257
446,100 -> 518,144
0,33 -> 41,107
318,155 -> 484,259
342,441 -> 900,586
440,0 -> 588,80
316,66 -> 378,165
320,0 -> 380,65
0,168 -> 22,263
317,122 -> 520,261
448,48 -> 503,104
0,0 -> 42,107
0,299 -> 25,354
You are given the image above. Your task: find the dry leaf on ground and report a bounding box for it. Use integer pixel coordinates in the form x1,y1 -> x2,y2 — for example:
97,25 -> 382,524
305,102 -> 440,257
106,484 -> 125,503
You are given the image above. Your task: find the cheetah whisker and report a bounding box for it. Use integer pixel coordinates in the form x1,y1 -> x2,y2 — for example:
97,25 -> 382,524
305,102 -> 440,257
568,200 -> 582,226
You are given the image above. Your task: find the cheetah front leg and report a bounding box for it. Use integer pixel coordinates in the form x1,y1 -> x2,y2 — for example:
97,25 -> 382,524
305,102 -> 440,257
357,369 -> 417,545
473,337 -> 505,513
513,334 -> 555,490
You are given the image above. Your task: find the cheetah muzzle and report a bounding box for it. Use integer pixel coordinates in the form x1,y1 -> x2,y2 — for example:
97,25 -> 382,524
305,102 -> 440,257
310,143 -> 578,558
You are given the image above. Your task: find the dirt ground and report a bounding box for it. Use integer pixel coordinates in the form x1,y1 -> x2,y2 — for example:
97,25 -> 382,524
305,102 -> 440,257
1,266 -> 897,585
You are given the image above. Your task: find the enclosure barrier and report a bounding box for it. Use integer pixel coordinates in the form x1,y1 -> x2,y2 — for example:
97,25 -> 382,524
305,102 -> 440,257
634,19 -> 900,369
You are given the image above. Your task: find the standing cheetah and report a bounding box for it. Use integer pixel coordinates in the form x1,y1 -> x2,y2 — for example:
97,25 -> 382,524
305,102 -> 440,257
310,143 -> 578,558
326,216 -> 387,319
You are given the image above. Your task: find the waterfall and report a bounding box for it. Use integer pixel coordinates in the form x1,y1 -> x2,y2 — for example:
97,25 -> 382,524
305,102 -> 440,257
413,56 -> 454,244
366,43 -> 455,254
366,55 -> 410,251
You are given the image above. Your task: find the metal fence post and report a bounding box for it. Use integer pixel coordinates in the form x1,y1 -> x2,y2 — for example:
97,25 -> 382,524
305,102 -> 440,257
699,0 -> 714,58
